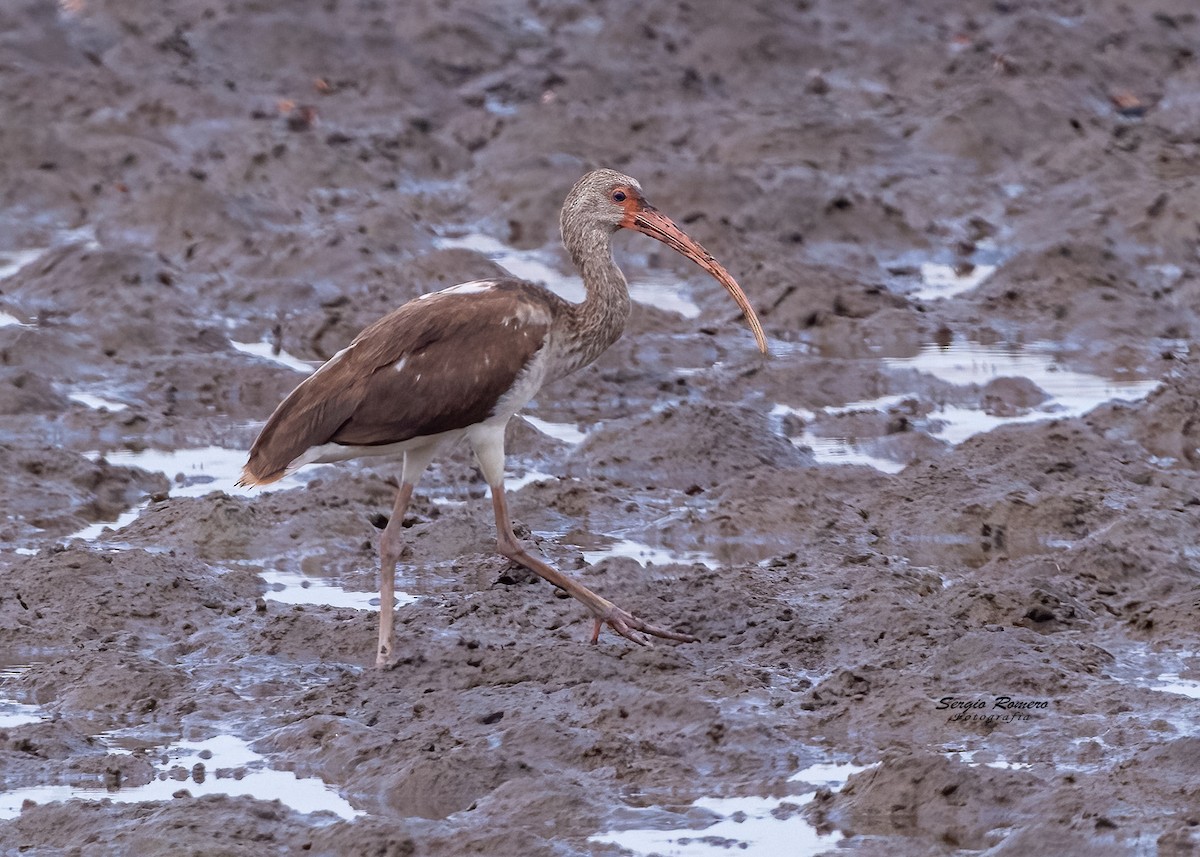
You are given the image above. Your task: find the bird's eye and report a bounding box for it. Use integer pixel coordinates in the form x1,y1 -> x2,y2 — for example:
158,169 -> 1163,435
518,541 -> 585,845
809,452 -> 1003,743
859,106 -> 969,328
612,190 -> 627,203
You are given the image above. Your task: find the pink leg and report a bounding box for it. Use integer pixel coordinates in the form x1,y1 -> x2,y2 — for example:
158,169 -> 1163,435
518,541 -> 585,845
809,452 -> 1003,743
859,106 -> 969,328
376,481 -> 414,667
490,484 -> 697,646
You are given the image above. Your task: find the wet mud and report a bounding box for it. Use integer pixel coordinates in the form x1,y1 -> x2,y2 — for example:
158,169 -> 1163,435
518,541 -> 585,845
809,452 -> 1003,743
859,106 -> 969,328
2,0 -> 1199,854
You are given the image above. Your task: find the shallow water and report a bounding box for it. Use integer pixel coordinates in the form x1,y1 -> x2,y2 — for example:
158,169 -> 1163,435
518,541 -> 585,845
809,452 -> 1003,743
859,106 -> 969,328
910,260 -> 998,300
949,750 -> 1034,771
0,248 -> 45,282
886,340 -> 1160,433
0,734 -> 362,822
0,665 -> 43,730
69,441 -> 722,612
244,530 -> 716,613
0,228 -> 99,329
85,446 -> 282,499
769,403 -> 907,474
1103,645 -> 1200,737
230,339 -> 317,375
0,227 -> 97,282
523,415 -> 587,445
66,446 -> 315,544
65,507 -> 147,544
776,340 -> 1162,471
1152,674 -> 1200,700
1115,645 -> 1200,702
67,391 -> 129,412
259,568 -> 415,611
581,537 -> 721,571
505,467 -> 560,492
591,761 -> 871,856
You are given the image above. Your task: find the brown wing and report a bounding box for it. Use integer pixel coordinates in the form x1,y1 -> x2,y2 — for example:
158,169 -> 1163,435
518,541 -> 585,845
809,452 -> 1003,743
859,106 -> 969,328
241,280 -> 557,485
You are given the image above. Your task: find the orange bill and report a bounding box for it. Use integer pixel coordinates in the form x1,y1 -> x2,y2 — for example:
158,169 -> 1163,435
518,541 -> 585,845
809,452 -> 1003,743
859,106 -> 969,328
623,205 -> 769,355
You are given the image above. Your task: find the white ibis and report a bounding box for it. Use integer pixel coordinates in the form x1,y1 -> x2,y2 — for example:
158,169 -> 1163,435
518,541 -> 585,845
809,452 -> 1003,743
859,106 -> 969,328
239,169 -> 768,667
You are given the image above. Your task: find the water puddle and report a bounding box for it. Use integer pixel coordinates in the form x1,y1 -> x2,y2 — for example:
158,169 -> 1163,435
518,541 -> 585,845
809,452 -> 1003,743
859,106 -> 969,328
1113,645 -> 1200,700
66,442 -> 569,608
0,733 -> 362,821
82,443 -> 554,524
88,446 -> 270,498
523,415 -> 587,445
505,467 -> 559,492
0,248 -> 46,281
67,391 -> 129,412
230,339 -> 317,375
66,508 -> 147,544
884,341 -> 1159,443
429,495 -> 466,507
797,435 -> 907,473
67,446 -> 314,543
69,441 -> 711,605
68,447 -> 419,610
0,664 -> 44,730
0,226 -> 98,282
770,404 -> 907,474
250,505 -> 716,612
1103,644 -> 1200,737
259,569 -> 414,611
911,261 -> 998,300
483,94 -> 519,116
789,761 -> 873,786
947,750 -> 1034,771
591,761 -> 871,856
886,245 -> 1004,301
1151,674 -> 1200,700
777,340 -> 1161,471
434,232 -> 703,318
580,537 -> 721,571
2,228 -> 100,330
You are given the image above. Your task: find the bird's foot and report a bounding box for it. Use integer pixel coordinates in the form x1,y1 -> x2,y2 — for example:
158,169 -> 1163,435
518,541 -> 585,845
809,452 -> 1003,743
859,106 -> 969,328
491,529 -> 698,646
589,604 -> 698,646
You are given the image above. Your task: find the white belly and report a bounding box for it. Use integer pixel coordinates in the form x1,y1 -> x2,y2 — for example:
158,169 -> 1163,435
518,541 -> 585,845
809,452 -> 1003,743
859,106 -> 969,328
291,427 -> 468,469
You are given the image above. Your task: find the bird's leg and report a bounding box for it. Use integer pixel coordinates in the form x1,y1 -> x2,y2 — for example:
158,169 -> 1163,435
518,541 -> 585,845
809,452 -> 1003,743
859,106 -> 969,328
489,483 -> 697,646
468,421 -> 695,646
373,440 -> 441,668
377,480 -> 414,668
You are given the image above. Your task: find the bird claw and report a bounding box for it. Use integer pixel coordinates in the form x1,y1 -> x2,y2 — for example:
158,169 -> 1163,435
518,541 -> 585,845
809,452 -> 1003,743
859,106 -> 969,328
590,606 -> 698,647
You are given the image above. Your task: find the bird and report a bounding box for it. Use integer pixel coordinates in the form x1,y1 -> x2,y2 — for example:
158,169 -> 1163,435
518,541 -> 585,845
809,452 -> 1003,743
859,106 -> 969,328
239,168 -> 768,667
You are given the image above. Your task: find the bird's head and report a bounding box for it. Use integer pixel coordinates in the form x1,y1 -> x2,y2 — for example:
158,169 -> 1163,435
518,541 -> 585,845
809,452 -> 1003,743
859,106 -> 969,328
561,168 -> 768,354
561,168 -> 646,234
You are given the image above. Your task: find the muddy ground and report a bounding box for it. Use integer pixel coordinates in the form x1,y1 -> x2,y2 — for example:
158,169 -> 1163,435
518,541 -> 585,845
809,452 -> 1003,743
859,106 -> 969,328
2,0 -> 1200,854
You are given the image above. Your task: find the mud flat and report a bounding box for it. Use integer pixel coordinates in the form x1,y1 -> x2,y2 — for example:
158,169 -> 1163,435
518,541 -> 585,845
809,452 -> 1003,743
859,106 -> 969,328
2,0 -> 1199,854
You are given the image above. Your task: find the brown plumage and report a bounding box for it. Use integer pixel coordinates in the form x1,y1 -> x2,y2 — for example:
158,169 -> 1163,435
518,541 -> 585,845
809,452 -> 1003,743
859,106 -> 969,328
240,168 -> 768,667
241,280 -> 560,485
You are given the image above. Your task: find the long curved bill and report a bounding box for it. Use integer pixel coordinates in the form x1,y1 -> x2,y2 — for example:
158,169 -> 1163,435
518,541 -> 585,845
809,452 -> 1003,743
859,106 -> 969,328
624,205 -> 769,355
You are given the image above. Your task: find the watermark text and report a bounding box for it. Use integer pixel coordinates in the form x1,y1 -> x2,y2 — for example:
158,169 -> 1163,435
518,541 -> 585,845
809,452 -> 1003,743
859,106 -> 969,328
935,695 -> 1050,724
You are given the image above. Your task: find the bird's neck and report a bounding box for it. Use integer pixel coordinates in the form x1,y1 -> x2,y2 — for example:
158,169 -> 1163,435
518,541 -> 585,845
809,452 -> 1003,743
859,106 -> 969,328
559,237 -> 631,376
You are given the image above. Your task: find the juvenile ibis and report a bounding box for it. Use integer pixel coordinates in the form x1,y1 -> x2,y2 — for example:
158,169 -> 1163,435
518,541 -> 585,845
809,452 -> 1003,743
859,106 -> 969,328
240,169 -> 768,667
